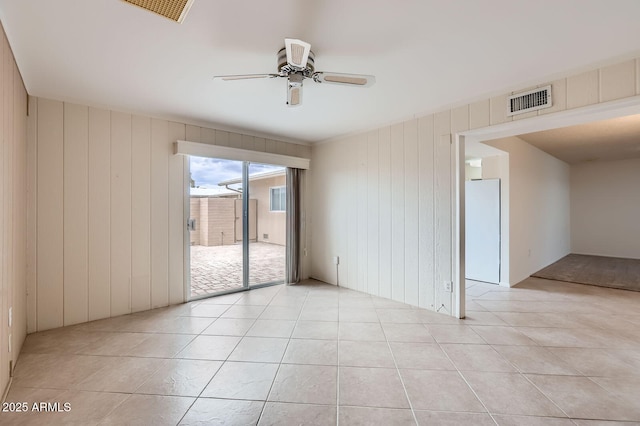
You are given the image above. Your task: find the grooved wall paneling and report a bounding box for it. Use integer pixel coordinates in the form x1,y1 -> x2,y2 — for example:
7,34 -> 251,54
356,134 -> 367,293
404,119 -> 419,304
418,115 -> 435,309
131,115 -> 151,312
567,70 -> 599,109
0,32 -> 6,393
377,126 -> 392,299
346,134 -> 358,291
88,107 -> 111,320
366,131 -> 379,296
110,112 -> 132,316
0,24 -> 28,397
29,99 -> 309,330
12,59 -> 27,357
36,99 -> 64,330
390,123 -> 405,302
599,60 -> 636,102
63,103 -> 88,325
150,118 -> 169,308
26,98 -> 37,333
311,56 -> 640,316
168,122 -> 185,305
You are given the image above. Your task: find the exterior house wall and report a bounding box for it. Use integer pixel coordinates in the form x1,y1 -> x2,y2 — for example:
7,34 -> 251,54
251,175 -> 286,246
27,98 -> 309,332
311,56 -> 640,314
204,198 -> 236,246
0,23 -> 28,398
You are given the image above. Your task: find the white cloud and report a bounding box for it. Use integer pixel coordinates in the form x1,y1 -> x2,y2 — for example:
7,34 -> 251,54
189,157 -> 284,188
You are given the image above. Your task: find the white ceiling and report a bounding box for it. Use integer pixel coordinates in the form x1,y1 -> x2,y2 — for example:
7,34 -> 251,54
2,0 -> 640,143
518,114 -> 640,164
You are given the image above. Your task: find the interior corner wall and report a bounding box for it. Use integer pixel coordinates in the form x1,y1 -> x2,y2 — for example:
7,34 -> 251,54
27,97 -> 310,332
484,136 -> 571,285
0,23 -> 28,399
570,157 -> 640,259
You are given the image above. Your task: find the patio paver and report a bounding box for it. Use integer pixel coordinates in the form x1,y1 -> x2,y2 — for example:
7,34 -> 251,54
190,242 -> 285,297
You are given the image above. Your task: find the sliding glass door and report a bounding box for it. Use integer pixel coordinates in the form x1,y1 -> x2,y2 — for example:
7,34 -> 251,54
188,157 -> 286,300
248,163 -> 286,287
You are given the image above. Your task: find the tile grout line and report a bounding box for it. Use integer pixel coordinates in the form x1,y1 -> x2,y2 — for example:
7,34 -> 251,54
466,294 -> 575,422
256,285 -> 310,425
467,296 -> 576,422
174,287 -> 269,425
377,308 -> 420,425
434,335 -> 500,425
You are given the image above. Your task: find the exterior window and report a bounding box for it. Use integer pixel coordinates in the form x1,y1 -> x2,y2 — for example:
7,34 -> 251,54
270,186 -> 286,212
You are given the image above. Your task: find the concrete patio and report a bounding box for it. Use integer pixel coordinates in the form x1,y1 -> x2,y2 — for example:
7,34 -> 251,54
190,242 -> 285,298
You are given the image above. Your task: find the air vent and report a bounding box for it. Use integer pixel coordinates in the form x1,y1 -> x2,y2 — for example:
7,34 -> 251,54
123,0 -> 195,23
507,85 -> 552,116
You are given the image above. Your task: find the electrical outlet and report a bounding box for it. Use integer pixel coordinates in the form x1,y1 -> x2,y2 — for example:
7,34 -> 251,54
444,281 -> 452,292
333,256 -> 340,265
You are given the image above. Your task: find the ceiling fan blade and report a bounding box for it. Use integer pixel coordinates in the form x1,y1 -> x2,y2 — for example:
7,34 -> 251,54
287,73 -> 304,107
284,38 -> 311,70
313,72 -> 376,88
213,73 -> 280,81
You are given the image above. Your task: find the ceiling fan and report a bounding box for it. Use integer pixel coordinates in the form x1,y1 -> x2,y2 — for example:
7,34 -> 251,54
213,38 -> 376,107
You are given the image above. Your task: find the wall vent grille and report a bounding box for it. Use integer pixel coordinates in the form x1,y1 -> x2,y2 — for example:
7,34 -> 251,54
507,85 -> 552,116
123,0 -> 194,23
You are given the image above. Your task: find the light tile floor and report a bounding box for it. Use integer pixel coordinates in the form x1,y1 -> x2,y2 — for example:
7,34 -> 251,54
4,277 -> 640,425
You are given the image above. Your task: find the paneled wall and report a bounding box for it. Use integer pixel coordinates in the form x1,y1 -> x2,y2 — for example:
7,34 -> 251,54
311,113 -> 460,314
310,56 -> 640,314
0,25 -> 28,398
28,98 -> 310,332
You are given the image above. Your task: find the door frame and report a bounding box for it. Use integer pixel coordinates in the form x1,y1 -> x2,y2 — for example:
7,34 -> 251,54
453,95 -> 640,319
177,141 -> 310,302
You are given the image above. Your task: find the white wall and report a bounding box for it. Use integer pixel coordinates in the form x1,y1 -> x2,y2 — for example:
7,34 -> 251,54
465,164 -> 481,180
311,113 -> 460,314
485,136 -> 571,285
28,98 -> 310,332
480,154 -> 510,285
22,47 -> 640,331
0,23 -> 28,398
571,158 -> 640,259
310,56 -> 640,313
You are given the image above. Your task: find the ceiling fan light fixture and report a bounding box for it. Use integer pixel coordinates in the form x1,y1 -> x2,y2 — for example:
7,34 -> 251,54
284,38 -> 311,70
288,87 -> 301,106
215,38 -> 375,106
287,73 -> 304,107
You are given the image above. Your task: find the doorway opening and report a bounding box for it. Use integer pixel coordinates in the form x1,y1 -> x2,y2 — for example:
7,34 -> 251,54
455,96 -> 640,318
188,156 -> 286,299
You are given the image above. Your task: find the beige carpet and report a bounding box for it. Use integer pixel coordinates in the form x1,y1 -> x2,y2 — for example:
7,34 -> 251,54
532,254 -> 640,292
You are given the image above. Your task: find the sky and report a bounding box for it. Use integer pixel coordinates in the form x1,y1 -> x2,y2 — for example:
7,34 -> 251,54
190,156 -> 284,188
